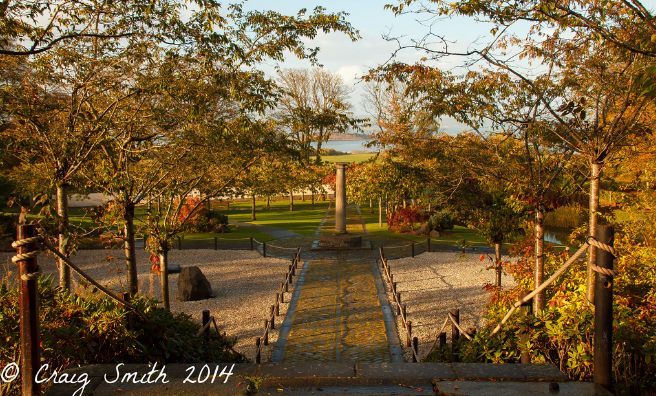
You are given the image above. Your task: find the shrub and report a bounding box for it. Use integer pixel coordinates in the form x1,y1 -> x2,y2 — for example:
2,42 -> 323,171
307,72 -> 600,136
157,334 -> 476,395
428,210 -> 454,233
0,276 -> 244,394
424,233 -> 656,395
206,212 -> 229,233
387,207 -> 429,233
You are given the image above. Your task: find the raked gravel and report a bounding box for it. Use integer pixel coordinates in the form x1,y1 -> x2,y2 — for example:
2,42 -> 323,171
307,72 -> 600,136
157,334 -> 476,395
383,251 -> 515,360
0,249 -> 295,361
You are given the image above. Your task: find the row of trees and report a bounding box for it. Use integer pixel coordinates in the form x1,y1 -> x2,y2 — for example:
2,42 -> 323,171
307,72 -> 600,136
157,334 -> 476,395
0,1 -> 359,309
349,0 -> 656,313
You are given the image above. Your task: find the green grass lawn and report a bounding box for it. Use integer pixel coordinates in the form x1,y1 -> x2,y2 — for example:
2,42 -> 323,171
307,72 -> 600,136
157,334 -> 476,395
215,198 -> 330,237
357,205 -> 488,247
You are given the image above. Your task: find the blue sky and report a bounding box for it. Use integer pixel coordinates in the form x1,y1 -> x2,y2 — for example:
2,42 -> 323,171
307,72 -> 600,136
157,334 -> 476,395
241,1 -> 656,134
241,0 -> 496,133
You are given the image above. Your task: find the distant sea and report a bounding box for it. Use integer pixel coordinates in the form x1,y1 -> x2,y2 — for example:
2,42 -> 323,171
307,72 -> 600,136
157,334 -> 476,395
313,139 -> 374,153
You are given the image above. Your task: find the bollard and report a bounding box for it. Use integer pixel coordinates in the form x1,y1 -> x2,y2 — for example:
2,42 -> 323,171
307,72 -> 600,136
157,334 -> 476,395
15,224 -> 40,395
412,337 -> 419,362
285,281 -> 289,293
411,241 -> 415,257
263,321 -> 269,345
250,236 -> 254,250
275,293 -> 280,315
407,320 -> 413,347
214,236 -> 218,250
594,225 -> 614,390
255,338 -> 261,364
262,242 -> 267,257
402,304 -> 407,322
288,264 -> 293,280
280,291 -> 285,304
397,292 -> 402,305
270,306 -> 275,330
202,310 -> 210,341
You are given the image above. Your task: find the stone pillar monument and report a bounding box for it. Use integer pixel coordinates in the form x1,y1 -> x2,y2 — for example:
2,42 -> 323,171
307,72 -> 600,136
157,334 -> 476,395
335,163 -> 347,234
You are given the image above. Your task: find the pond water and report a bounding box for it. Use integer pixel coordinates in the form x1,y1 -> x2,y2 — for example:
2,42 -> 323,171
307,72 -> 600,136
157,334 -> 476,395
544,227 -> 572,245
312,140 -> 374,153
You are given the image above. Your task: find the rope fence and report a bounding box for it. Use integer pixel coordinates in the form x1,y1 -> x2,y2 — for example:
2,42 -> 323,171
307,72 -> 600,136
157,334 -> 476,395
255,248 -> 301,363
379,234 -> 618,363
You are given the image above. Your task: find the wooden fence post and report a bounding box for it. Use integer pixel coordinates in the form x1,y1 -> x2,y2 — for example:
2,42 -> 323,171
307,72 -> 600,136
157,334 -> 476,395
270,305 -> 275,330
15,224 -> 40,395
594,225 -> 614,390
412,337 -> 419,362
406,320 -> 412,347
450,308 -> 460,362
411,241 -> 415,257
255,338 -> 261,364
214,237 -> 218,250
439,332 -> 447,349
427,237 -> 431,253
263,242 -> 267,257
275,293 -> 280,316
202,310 -> 210,341
263,321 -> 269,345
520,301 -> 532,364
250,237 -> 254,251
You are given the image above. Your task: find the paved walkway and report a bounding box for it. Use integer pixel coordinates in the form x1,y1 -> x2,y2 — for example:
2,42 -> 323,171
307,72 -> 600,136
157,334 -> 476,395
274,205 -> 402,363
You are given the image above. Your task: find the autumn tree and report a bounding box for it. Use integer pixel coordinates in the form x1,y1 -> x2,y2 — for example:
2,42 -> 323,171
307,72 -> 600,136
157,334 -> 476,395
277,68 -> 363,163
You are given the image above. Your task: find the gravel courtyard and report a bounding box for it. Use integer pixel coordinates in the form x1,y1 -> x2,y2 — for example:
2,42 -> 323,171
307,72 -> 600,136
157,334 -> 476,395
383,251 -> 514,359
1,249 -> 292,359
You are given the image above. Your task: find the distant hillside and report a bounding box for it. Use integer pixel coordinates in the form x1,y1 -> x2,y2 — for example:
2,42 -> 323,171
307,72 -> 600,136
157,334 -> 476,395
329,132 -> 370,141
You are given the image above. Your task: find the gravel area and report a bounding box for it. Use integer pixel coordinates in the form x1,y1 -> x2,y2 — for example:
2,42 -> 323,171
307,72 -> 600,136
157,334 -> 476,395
382,251 -> 515,360
0,248 -> 295,360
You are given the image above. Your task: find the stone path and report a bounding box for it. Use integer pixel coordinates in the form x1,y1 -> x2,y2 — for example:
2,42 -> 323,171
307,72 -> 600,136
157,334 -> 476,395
274,204 -> 402,363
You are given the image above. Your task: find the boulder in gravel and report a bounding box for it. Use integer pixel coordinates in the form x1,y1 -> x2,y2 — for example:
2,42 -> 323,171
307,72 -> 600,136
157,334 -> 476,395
177,266 -> 213,301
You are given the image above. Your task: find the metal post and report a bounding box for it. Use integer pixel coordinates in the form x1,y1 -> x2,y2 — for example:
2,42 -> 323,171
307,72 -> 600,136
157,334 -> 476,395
411,242 -> 415,257
427,237 -> 431,253
263,242 -> 267,257
202,310 -> 210,341
16,224 -> 40,395
594,225 -> 614,390
214,237 -> 218,250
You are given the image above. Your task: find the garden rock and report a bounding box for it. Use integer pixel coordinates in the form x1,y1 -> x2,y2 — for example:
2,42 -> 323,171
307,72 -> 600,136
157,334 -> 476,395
177,266 -> 213,301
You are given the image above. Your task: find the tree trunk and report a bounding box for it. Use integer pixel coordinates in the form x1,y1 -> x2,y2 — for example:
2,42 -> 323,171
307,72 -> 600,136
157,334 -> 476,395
251,195 -> 256,221
378,196 -> 383,228
587,161 -> 602,304
311,191 -> 315,208
315,138 -> 323,164
369,198 -> 373,214
302,191 -> 305,201
124,201 -> 138,296
494,242 -> 502,287
159,242 -> 170,311
534,208 -> 545,312
289,191 -> 294,212
56,183 -> 70,290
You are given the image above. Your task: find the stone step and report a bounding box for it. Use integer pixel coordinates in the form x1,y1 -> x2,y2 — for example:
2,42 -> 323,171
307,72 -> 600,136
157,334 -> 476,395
46,362 -> 611,395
